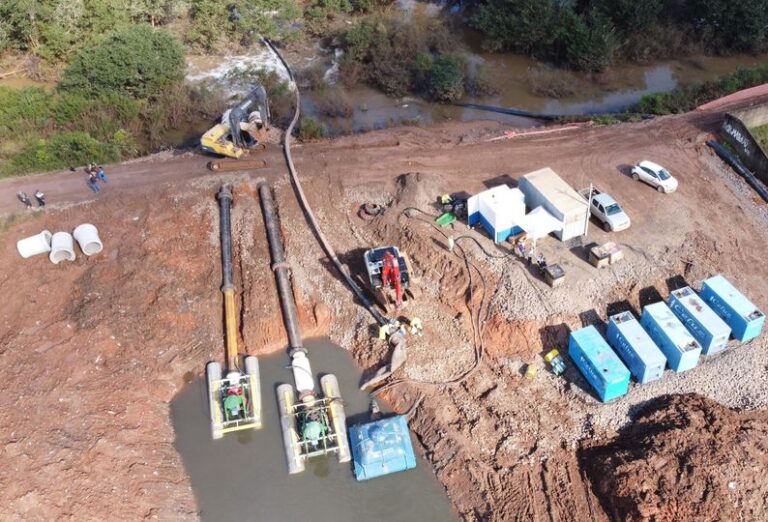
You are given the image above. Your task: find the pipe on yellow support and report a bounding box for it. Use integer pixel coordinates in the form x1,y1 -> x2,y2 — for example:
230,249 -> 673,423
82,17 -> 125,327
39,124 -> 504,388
223,289 -> 239,371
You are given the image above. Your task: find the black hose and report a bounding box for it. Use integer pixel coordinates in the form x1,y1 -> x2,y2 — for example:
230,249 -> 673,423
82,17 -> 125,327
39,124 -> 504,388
259,183 -> 304,352
217,185 -> 235,292
707,140 -> 768,203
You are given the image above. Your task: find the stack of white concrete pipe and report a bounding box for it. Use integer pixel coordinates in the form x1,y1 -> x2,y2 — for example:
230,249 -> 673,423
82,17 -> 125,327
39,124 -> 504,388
16,224 -> 103,264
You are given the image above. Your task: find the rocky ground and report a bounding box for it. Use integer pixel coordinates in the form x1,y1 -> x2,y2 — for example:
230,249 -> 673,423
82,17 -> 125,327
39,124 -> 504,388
1,96 -> 767,520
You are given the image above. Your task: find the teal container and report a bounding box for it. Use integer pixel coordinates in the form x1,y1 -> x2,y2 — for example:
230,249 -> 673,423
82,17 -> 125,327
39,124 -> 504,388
701,275 -> 765,342
607,312 -> 667,384
641,302 -> 702,372
568,326 -> 631,402
668,287 -> 731,355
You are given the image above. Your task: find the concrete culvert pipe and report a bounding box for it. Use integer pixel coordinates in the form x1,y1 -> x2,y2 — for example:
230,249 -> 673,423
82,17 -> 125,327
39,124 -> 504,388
16,230 -> 52,258
73,223 -> 103,256
49,232 -> 76,264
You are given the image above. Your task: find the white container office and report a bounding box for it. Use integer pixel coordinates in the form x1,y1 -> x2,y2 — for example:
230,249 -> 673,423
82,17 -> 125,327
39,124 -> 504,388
518,167 -> 589,241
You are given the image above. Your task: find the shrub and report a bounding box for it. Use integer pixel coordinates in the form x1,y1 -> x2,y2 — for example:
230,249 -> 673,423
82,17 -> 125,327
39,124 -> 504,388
60,25 -> 185,99
298,116 -> 325,140
637,64 -> 768,114
419,54 -> 465,102
341,14 -> 458,97
6,131 -> 119,175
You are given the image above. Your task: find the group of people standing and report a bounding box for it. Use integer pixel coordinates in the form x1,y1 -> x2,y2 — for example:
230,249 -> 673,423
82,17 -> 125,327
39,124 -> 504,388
85,164 -> 108,193
16,189 -> 45,209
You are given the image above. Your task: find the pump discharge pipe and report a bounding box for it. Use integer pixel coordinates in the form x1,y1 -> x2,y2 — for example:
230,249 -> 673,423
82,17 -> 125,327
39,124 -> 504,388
205,185 -> 262,440
259,183 -> 350,473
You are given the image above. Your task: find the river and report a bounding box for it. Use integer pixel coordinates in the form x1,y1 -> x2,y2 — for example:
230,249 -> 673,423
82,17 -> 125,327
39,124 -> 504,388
170,338 -> 456,521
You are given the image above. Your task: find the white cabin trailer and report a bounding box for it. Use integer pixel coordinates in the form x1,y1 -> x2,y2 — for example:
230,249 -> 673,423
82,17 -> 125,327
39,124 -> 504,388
518,168 -> 589,241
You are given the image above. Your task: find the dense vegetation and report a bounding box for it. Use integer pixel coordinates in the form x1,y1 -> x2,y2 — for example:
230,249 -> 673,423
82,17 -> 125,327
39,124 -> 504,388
469,0 -> 768,71
0,0 -> 299,62
339,15 -> 477,102
637,64 -> 768,114
0,24 -> 222,176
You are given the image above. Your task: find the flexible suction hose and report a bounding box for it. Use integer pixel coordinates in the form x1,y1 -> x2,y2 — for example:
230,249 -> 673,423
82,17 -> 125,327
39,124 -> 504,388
264,39 -> 388,327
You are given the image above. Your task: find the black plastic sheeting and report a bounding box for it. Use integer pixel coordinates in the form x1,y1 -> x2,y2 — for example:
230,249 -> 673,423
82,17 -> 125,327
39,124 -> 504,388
707,140 -> 768,203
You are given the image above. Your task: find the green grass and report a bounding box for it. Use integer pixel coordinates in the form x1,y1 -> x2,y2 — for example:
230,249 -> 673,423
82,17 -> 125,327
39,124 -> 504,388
750,123 -> 768,153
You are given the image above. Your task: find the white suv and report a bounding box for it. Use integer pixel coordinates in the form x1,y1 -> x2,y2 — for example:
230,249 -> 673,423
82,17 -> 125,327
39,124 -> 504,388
631,161 -> 678,193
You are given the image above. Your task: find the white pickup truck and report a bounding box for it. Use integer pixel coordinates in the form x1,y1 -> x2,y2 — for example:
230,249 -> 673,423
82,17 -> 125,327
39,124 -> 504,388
580,188 -> 631,232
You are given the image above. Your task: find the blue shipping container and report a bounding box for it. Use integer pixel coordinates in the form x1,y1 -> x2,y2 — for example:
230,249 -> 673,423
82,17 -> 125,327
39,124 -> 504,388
641,302 -> 702,372
568,326 -> 630,402
607,312 -> 667,384
668,287 -> 731,355
701,275 -> 765,342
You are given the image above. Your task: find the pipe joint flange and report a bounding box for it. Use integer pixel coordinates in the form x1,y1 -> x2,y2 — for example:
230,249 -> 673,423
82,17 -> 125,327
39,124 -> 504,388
271,261 -> 290,272
288,346 -> 307,357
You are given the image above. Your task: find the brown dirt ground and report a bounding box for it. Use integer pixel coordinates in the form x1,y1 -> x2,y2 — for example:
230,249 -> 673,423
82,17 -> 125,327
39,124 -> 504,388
1,94 -> 768,521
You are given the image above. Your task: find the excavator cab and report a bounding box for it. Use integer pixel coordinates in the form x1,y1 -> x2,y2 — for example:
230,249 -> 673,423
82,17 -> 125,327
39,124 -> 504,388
201,86 -> 270,159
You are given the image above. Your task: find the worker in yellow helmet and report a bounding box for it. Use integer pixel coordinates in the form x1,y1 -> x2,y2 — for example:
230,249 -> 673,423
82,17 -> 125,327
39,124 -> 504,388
408,317 -> 423,336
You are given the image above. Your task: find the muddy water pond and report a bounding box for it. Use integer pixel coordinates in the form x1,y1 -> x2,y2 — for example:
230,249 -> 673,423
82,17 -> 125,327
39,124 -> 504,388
171,338 -> 456,521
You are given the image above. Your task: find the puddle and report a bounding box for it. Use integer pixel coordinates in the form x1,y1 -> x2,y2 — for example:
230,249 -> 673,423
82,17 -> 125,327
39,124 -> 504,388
171,338 -> 456,521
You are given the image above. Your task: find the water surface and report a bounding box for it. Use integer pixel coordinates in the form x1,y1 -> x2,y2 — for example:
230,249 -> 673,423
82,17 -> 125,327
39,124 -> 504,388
171,338 -> 456,521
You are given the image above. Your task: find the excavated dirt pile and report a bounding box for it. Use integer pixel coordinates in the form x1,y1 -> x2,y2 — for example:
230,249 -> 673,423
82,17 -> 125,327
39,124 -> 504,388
581,394 -> 768,522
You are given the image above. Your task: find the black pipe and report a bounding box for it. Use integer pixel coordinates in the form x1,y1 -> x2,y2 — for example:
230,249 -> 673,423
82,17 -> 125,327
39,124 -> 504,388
454,103 -> 560,121
217,185 -> 235,292
258,183 -> 305,352
707,140 -> 768,203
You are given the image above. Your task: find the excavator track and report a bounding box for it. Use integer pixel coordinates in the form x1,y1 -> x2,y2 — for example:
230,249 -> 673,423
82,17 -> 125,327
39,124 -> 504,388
207,158 -> 267,172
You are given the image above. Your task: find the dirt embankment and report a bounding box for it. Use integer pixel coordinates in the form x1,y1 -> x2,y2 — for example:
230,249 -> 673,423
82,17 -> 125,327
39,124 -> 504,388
0,178 -> 325,520
581,395 -> 768,522
2,106 -> 768,521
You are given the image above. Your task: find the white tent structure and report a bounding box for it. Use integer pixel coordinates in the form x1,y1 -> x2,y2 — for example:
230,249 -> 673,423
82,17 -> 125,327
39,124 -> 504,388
518,206 -> 563,242
467,185 -> 526,243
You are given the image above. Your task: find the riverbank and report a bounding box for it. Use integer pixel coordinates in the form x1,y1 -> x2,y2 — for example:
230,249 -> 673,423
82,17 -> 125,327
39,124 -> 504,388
2,92 -> 768,519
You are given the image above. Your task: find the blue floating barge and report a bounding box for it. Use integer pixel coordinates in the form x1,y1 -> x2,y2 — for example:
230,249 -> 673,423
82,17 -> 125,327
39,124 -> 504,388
349,415 -> 416,481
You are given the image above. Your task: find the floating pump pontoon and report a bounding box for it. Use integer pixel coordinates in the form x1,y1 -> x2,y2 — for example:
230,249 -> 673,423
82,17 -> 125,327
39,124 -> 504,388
259,183 -> 351,473
207,185 -> 262,439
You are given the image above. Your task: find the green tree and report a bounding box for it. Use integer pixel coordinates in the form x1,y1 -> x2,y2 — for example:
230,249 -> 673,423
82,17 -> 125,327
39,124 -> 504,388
418,54 -> 466,101
59,24 -> 185,98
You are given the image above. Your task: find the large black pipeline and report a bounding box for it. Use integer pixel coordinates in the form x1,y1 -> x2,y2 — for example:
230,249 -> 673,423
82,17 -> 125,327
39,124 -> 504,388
258,183 -> 305,352
217,185 -> 234,292
707,140 -> 768,203
454,103 -> 560,121
454,102 -> 654,122
263,38 -> 389,327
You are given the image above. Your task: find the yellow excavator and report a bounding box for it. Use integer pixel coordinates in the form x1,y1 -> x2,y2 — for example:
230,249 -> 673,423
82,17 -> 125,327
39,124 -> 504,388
201,86 -> 270,171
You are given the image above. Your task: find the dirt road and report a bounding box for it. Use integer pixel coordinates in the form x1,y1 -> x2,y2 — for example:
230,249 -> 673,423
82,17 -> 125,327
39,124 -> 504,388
2,95 -> 768,521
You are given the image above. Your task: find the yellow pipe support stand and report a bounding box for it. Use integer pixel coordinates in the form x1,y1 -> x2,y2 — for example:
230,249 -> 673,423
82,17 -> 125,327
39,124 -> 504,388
224,288 -> 239,371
